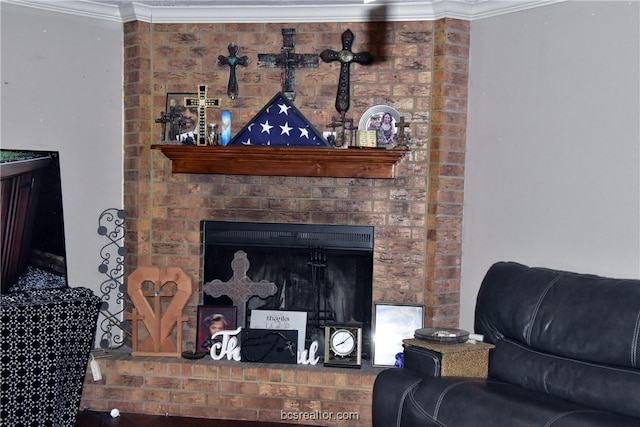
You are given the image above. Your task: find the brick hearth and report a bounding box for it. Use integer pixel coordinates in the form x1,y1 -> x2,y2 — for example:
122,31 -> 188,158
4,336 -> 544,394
80,18 -> 469,425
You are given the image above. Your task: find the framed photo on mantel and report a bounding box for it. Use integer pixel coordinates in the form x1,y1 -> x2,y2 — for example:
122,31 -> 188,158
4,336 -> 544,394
196,306 -> 237,353
372,302 -> 424,367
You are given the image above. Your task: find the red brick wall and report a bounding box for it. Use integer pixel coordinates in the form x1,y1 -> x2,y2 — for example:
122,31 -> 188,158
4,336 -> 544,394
82,356 -> 378,426
85,17 -> 469,424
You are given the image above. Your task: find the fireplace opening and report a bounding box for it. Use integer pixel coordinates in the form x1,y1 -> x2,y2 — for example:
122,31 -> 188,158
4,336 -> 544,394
201,221 -> 374,359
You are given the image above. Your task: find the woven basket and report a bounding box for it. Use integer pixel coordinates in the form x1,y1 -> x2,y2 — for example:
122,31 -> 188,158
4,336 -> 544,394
403,338 -> 494,378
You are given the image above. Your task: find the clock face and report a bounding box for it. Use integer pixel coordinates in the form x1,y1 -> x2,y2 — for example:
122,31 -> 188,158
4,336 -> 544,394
330,329 -> 356,357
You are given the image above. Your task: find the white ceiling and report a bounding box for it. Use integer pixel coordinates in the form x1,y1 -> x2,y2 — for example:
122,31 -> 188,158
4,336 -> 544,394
3,0 -> 564,23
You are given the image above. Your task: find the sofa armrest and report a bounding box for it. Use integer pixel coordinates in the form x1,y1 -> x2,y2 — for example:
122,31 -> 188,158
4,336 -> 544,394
373,368 -> 426,427
403,345 -> 442,377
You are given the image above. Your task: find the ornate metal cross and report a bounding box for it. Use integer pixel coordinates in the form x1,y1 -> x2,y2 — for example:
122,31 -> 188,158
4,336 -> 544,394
218,43 -> 249,99
258,28 -> 319,101
320,29 -> 373,115
202,250 -> 277,328
184,84 -> 221,145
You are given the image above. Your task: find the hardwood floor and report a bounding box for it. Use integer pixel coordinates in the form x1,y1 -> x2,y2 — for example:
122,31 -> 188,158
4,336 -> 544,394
75,411 -> 304,427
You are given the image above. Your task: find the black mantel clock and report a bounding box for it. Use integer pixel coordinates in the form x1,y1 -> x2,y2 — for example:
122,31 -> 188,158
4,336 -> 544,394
324,322 -> 363,368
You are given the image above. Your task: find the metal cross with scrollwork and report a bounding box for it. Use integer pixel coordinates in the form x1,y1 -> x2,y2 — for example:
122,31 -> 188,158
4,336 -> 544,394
320,29 -> 373,115
258,28 -> 319,101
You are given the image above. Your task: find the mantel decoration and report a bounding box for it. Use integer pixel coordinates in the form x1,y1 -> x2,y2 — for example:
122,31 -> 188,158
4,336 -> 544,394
258,28 -> 319,101
218,42 -> 249,99
127,266 -> 192,357
184,84 -> 221,146
202,250 -> 278,328
320,29 -> 373,147
229,92 -> 330,147
155,92 -> 197,144
358,105 -> 400,149
372,302 -> 424,366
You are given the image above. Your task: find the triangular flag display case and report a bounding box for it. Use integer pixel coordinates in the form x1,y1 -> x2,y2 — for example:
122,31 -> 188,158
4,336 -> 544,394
230,92 -> 329,147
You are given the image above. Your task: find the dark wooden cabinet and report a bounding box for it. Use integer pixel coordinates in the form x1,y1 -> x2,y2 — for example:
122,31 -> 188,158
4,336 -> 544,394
1,156 -> 51,291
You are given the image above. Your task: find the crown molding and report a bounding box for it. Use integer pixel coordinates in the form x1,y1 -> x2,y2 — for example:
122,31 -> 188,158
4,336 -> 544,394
2,0 -> 565,23
1,0 -> 123,21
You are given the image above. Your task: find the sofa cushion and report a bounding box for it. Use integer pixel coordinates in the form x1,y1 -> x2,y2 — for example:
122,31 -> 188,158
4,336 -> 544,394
490,337 -> 640,419
374,369 -> 640,427
475,262 -> 640,369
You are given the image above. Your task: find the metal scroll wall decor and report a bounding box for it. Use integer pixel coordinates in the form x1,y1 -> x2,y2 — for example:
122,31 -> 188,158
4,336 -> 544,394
97,208 -> 129,350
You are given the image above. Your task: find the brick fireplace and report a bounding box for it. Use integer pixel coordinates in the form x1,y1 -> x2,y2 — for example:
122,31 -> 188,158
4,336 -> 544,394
81,18 -> 469,425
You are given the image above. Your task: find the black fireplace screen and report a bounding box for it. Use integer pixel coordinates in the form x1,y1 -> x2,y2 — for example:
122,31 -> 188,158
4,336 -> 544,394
201,221 -> 374,356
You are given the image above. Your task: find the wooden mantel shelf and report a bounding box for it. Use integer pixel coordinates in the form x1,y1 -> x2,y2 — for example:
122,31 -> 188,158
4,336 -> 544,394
151,145 -> 408,179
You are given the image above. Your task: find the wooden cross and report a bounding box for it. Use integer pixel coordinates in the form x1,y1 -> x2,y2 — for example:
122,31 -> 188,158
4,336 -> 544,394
326,113 -> 356,147
127,266 -> 192,357
218,43 -> 249,100
184,84 -> 221,146
395,116 -> 411,149
258,28 -> 319,101
202,250 -> 278,328
320,29 -> 373,115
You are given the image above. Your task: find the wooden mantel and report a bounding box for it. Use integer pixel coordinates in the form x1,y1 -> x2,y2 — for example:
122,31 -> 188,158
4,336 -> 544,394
151,145 -> 408,179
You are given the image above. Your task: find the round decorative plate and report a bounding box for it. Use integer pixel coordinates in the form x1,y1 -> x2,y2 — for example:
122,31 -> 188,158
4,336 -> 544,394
358,105 -> 401,131
414,328 -> 469,344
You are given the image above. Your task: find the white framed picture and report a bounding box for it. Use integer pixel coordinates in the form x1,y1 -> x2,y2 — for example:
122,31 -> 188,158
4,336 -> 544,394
372,302 -> 424,367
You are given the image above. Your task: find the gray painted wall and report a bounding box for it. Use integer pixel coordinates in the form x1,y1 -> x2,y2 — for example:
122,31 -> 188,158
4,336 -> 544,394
1,3 -> 123,295
462,1 -> 640,330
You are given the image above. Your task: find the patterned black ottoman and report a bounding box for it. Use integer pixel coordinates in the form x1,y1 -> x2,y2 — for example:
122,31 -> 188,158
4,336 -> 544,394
1,287 -> 101,427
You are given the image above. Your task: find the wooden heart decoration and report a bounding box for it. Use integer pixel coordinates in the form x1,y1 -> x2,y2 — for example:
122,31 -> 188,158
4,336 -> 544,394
127,266 -> 192,357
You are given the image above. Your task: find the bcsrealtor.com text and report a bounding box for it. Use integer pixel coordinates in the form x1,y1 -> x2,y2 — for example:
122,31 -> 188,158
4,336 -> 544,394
281,410 -> 360,421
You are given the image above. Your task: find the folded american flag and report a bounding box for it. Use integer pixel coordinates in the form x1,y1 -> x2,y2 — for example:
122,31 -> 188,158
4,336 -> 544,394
230,92 -> 329,147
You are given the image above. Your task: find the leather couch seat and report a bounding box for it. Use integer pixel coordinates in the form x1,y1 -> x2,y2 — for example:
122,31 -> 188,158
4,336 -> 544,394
373,262 -> 640,427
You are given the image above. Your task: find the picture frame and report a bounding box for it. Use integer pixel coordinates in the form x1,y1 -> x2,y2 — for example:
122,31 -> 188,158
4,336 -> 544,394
249,309 -> 307,358
357,105 -> 401,148
196,306 -> 237,352
164,93 -> 198,142
372,302 -> 424,367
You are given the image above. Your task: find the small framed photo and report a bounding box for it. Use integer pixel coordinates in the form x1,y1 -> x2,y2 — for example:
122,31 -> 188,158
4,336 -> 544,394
372,302 -> 424,367
196,306 -> 237,352
358,105 -> 401,148
165,93 -> 198,142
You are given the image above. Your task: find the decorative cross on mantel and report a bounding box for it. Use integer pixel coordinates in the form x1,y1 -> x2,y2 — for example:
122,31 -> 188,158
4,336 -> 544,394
395,116 -> 411,149
218,43 -> 249,99
320,29 -> 373,115
202,250 -> 278,328
184,84 -> 221,146
258,28 -> 319,101
327,113 -> 357,147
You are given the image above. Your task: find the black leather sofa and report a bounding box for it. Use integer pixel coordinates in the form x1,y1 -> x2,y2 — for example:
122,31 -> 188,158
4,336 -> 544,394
373,261 -> 640,426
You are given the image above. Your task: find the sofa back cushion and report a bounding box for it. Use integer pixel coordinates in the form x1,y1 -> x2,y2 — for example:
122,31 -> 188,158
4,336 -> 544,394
490,337 -> 640,419
474,261 -> 640,369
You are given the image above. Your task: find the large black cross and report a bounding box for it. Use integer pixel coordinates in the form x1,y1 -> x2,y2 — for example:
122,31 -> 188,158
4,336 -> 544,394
218,43 -> 249,99
320,29 -> 373,115
258,28 -> 319,101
